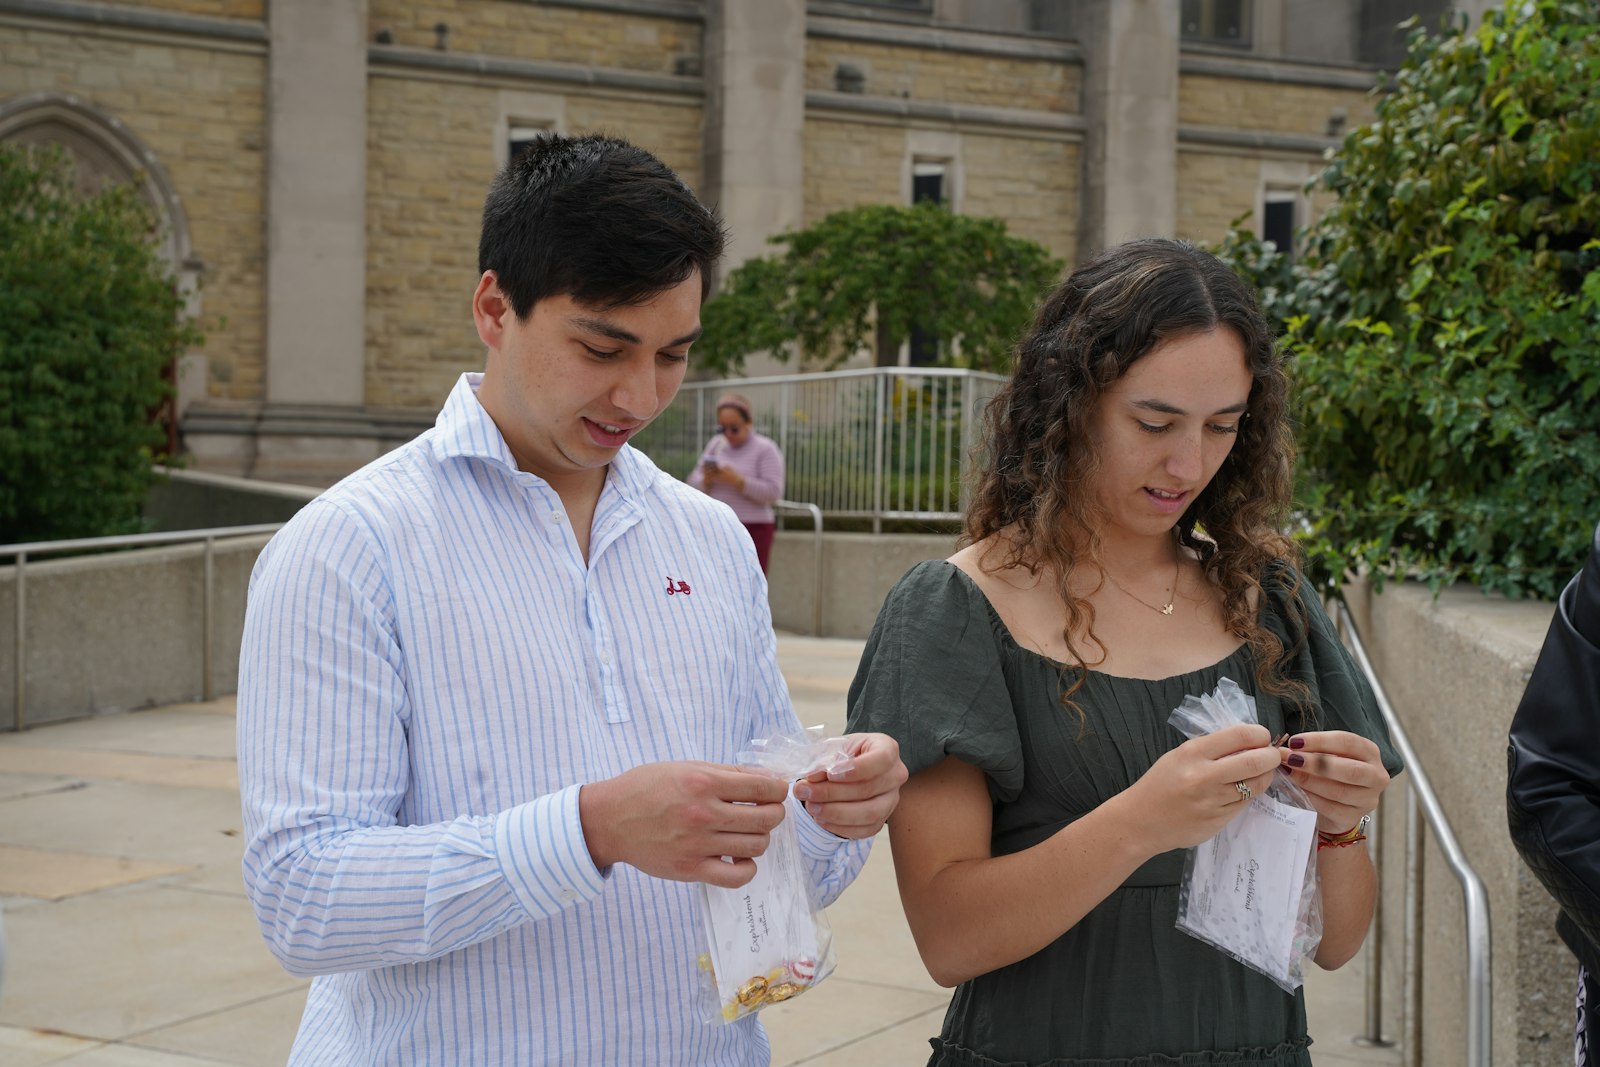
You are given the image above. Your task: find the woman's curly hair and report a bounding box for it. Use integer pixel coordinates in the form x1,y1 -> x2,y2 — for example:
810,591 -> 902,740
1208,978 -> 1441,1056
964,238 -> 1310,717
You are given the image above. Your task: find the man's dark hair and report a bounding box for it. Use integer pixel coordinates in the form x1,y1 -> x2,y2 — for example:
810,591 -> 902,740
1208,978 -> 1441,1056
478,133 -> 726,317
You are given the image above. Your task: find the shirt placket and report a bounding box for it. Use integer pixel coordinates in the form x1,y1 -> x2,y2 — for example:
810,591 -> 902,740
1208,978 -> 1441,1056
522,478 -> 625,723
586,476 -> 642,725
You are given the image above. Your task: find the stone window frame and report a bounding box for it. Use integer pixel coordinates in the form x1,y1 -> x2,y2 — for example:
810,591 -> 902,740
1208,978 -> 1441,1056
901,129 -> 963,212
1181,0 -> 1253,49
1256,159 -> 1315,259
0,91 -> 207,413
492,90 -> 567,173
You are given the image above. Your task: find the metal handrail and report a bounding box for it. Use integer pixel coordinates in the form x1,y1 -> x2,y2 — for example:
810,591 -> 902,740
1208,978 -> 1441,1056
774,500 -> 824,636
2,523 -> 284,731
1331,599 -> 1492,1067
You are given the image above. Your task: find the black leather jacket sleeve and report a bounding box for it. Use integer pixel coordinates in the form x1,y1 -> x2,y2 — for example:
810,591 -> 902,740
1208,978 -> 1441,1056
1507,521 -> 1600,973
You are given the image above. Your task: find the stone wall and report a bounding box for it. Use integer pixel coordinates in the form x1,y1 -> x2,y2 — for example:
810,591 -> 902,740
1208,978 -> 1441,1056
1174,148 -> 1265,243
961,132 -> 1077,262
805,37 -> 1078,112
1178,72 -> 1376,135
0,21 -> 267,403
363,72 -> 704,408
802,115 -> 908,222
368,0 -> 698,74
365,74 -> 501,409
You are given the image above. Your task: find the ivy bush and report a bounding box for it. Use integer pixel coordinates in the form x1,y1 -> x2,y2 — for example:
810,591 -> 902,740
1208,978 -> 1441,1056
0,143 -> 199,544
1217,0 -> 1600,599
698,201 -> 1062,374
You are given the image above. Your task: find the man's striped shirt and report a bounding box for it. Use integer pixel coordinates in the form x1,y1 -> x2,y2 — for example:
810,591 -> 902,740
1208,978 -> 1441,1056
238,373 -> 869,1066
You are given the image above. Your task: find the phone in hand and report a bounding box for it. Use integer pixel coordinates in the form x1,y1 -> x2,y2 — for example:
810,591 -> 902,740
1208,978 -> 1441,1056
703,457 -> 720,472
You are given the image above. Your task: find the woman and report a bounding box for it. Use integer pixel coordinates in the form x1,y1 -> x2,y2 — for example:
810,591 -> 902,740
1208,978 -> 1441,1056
688,393 -> 785,572
844,239 -> 1402,1066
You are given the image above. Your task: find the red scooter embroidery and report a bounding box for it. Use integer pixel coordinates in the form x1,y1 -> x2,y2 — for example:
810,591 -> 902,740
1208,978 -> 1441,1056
665,576 -> 691,596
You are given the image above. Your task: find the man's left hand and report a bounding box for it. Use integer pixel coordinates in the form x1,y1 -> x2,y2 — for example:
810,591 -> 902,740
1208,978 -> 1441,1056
792,733 -> 908,839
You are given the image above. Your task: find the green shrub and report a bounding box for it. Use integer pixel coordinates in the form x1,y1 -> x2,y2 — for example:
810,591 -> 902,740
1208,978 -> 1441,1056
0,143 -> 200,544
1218,0 -> 1600,599
698,201 -> 1062,374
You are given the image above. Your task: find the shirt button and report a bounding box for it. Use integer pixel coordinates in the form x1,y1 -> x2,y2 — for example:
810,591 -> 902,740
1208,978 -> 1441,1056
598,649 -> 612,665
548,511 -> 563,524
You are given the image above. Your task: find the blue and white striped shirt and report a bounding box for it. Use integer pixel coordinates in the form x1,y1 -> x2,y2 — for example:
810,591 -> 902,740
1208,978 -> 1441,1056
238,373 -> 870,1066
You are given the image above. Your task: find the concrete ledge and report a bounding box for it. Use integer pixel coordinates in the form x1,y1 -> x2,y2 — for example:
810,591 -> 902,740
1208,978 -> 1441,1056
1178,123 -> 1338,156
368,44 -> 704,98
805,89 -> 1083,137
807,12 -> 1082,61
0,534 -> 271,729
1345,579 -> 1564,1065
145,467 -> 317,531
767,530 -> 955,638
0,0 -> 266,43
1179,49 -> 1384,89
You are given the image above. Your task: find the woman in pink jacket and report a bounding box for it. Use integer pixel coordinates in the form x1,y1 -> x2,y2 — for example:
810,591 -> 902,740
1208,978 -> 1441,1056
688,393 -> 786,572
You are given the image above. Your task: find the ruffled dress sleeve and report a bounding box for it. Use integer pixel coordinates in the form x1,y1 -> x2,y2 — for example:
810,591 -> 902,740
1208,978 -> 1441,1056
845,560 -> 1025,802
1263,566 -> 1405,779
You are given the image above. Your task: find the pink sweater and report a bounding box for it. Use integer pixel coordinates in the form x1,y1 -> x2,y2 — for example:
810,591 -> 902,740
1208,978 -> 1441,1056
686,430 -> 785,525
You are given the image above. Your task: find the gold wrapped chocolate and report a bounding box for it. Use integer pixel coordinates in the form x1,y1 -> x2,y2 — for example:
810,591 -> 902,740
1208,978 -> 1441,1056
764,981 -> 803,1003
735,975 -> 769,1006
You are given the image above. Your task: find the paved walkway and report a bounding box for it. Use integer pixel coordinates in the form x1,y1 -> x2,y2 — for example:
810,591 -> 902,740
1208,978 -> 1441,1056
0,635 -> 1402,1066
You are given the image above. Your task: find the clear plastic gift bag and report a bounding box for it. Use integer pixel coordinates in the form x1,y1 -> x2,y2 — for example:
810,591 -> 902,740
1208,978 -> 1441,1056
1167,677 -> 1323,993
697,726 -> 853,1023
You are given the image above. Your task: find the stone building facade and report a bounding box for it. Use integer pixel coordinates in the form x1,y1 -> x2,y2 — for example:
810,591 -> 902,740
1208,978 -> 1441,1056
0,0 -> 1484,484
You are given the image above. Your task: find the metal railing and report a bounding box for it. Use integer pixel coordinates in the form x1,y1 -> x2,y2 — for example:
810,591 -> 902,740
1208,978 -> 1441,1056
774,500 -> 825,637
1,523 -> 283,731
635,367 -> 1008,527
1331,599 -> 1492,1067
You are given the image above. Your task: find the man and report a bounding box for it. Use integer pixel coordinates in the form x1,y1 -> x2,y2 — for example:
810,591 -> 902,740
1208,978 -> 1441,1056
1508,519 -> 1600,1066
238,134 -> 907,1066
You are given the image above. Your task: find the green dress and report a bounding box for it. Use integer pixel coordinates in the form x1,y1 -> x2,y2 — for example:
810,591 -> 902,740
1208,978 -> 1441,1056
845,560 -> 1404,1067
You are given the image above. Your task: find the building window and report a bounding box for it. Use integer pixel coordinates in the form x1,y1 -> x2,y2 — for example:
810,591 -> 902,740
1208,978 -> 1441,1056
906,160 -> 947,367
848,0 -> 932,10
1263,189 -> 1297,258
1182,0 -> 1251,47
911,159 -> 945,206
508,124 -> 553,165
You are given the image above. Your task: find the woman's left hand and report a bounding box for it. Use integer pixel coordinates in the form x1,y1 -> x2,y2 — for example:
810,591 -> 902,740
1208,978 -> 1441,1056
1281,730 -> 1391,834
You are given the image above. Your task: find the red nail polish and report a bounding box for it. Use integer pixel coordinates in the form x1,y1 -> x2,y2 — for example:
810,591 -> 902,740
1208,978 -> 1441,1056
1282,765 -> 1293,775
1287,753 -> 1305,768
1288,736 -> 1306,750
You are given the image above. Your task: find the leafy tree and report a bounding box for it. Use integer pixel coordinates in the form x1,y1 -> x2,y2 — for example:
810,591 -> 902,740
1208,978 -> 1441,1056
1217,0 -> 1600,599
697,201 -> 1062,373
0,143 -> 200,543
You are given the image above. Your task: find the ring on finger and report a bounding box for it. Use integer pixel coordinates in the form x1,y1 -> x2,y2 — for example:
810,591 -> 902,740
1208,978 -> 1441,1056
1234,780 -> 1253,803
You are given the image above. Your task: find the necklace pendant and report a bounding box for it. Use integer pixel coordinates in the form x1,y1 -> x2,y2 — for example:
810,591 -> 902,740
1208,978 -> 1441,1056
1160,603 -> 1174,616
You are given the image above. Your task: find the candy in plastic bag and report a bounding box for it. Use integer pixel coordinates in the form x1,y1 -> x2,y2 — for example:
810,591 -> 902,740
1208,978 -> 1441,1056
697,726 -> 851,1022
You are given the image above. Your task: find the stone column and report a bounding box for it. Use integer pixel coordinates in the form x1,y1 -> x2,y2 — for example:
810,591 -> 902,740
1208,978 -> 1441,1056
1077,0 -> 1179,259
701,0 -> 806,279
265,0 -> 367,407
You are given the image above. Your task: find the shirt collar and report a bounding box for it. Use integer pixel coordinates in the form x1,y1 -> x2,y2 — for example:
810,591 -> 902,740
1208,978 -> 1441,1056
429,372 -> 661,501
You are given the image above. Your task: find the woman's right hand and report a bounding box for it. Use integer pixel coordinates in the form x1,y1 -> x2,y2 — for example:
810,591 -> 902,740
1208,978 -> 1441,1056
1120,723 -> 1283,854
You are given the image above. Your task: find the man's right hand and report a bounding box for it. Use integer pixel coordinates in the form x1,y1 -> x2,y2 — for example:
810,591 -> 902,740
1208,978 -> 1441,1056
578,762 -> 790,888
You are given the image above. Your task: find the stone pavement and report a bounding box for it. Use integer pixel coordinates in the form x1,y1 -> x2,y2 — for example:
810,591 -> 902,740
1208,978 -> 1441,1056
0,634 -> 1402,1066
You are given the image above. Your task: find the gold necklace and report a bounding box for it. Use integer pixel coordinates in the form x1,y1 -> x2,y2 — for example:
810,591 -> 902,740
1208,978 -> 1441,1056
1104,558 -> 1181,616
